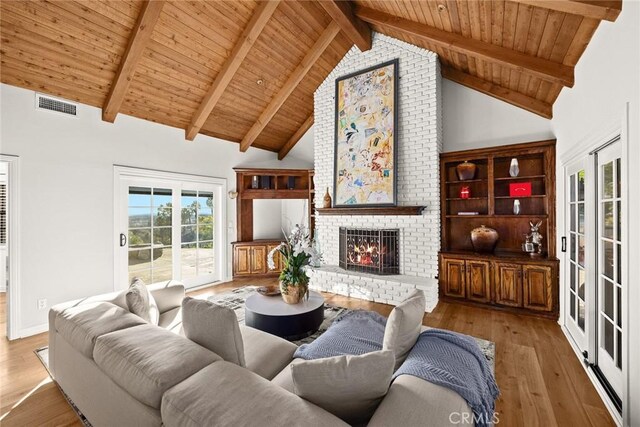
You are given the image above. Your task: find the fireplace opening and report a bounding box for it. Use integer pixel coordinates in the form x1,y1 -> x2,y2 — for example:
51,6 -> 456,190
339,227 -> 399,275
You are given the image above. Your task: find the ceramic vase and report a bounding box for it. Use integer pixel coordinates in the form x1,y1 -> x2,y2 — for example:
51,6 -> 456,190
509,158 -> 520,177
280,282 -> 306,304
323,187 -> 332,208
456,161 -> 477,181
513,199 -> 521,215
470,225 -> 499,253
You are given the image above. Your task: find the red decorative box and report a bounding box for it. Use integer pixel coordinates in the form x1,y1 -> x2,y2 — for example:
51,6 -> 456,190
509,182 -> 532,197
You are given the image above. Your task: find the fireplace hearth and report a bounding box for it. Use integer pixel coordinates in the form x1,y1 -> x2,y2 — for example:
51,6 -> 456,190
339,227 -> 399,275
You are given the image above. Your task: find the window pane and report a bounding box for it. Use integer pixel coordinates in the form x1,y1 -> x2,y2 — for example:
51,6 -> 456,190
603,318 -> 614,357
570,174 -> 576,202
602,162 -> 613,199
129,229 -> 151,245
604,278 -> 614,319
578,170 -> 585,201
570,292 -> 576,320
570,204 -> 576,232
617,286 -> 622,328
616,158 -> 621,198
129,207 -> 151,228
153,188 -> 172,207
181,225 -> 197,243
578,236 -> 585,267
603,201 -> 613,239
181,207 -> 197,225
578,268 -> 586,300
578,203 -> 584,234
603,240 -> 614,280
153,227 -> 172,246
181,243 -> 197,279
616,329 -> 622,369
128,269 -> 151,286
617,243 -> 622,285
570,234 -> 576,262
578,299 -> 585,330
129,187 -> 151,207
570,264 -> 576,291
198,225 -> 213,241
617,200 -> 621,242
154,207 -> 172,227
181,191 -> 198,207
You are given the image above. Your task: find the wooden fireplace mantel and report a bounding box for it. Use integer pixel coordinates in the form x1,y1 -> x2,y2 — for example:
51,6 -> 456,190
316,206 -> 425,216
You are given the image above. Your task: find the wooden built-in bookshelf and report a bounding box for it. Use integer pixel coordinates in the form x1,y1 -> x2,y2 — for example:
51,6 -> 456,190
439,140 -> 559,319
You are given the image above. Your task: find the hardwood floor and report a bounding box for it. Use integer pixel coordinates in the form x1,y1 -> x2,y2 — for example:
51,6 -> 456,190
0,279 -> 615,426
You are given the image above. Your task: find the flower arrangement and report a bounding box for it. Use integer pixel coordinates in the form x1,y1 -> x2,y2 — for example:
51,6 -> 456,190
268,225 -> 322,304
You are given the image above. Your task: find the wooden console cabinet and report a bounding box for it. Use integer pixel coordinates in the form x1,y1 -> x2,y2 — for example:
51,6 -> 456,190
232,240 -> 283,278
439,140 -> 559,319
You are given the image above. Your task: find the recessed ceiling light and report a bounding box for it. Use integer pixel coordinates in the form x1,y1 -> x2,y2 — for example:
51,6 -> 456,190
256,79 -> 264,85
437,4 -> 446,12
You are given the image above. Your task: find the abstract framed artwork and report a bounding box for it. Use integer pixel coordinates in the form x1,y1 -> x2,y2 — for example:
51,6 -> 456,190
333,59 -> 399,207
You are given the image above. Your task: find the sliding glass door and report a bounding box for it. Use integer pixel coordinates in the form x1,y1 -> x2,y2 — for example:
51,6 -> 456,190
117,168 -> 226,290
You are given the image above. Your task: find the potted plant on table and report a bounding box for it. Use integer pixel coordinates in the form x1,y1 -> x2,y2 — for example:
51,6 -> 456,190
268,225 -> 321,304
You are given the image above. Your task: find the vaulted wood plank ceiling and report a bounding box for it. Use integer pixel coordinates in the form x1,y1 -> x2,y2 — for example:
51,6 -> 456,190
0,0 -> 621,157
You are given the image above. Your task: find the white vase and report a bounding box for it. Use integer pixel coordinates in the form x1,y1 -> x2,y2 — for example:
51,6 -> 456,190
513,199 -> 521,215
509,158 -> 519,177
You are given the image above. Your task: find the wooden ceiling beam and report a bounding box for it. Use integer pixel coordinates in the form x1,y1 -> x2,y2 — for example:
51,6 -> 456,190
509,0 -> 622,22
317,0 -> 371,51
442,66 -> 553,119
185,1 -> 280,141
239,21 -> 340,152
356,7 -> 575,87
102,0 -> 165,123
278,114 -> 314,160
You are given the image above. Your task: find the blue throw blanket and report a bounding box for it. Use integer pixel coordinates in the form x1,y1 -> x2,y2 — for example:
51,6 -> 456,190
394,329 -> 500,427
294,310 -> 386,359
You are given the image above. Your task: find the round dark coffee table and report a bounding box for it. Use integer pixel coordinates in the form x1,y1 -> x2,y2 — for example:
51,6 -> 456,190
244,291 -> 325,340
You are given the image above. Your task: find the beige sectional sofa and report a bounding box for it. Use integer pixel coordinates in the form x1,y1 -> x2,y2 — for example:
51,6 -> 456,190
49,281 -> 472,426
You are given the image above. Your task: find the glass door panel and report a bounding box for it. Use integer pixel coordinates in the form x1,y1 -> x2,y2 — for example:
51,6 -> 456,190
128,187 -> 174,284
566,161 -> 588,351
596,141 -> 623,398
180,190 -> 216,282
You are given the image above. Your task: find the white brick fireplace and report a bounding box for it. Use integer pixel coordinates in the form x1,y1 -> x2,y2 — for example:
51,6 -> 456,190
310,33 -> 442,311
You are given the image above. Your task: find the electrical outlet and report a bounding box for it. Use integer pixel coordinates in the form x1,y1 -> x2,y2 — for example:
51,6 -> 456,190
37,299 -> 47,310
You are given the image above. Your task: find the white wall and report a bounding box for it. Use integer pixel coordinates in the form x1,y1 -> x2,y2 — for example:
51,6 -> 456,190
0,83 -> 313,335
550,3 -> 639,425
252,199 -> 283,240
442,79 -> 554,152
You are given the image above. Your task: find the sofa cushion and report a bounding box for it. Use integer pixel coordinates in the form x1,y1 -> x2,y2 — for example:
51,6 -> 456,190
93,324 -> 220,409
161,361 -> 349,427
158,306 -> 182,334
54,302 -> 146,359
270,358 -> 305,392
126,278 -> 159,325
240,325 -> 297,380
368,375 -> 474,426
383,289 -> 426,370
182,297 -> 245,367
290,351 -> 395,425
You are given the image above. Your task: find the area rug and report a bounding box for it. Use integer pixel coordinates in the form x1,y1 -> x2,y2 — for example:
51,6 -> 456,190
35,286 -> 496,426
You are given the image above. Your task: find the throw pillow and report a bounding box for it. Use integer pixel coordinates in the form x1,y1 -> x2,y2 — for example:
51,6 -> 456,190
383,289 -> 426,370
126,278 -> 159,325
181,297 -> 245,367
291,350 -> 395,425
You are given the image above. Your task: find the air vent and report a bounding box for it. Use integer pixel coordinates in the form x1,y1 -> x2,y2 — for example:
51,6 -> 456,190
35,93 -> 77,117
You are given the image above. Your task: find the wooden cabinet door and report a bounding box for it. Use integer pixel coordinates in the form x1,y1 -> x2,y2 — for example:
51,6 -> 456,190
466,260 -> 491,303
267,244 -> 283,273
523,265 -> 553,311
234,246 -> 251,276
494,262 -> 523,307
442,258 -> 466,298
250,245 -> 267,274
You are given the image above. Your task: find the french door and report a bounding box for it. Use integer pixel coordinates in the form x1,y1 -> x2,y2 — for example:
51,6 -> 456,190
595,141 -> 623,398
116,167 -> 226,290
564,137 -> 625,408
